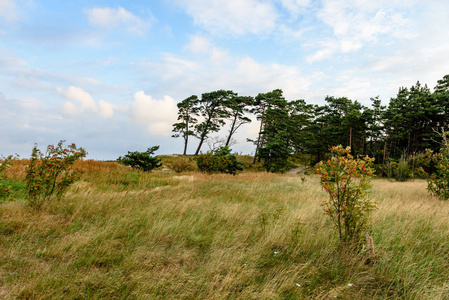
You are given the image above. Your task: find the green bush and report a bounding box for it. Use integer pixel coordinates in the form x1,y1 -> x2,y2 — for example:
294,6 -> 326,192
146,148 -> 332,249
315,145 -> 376,242
171,158 -> 194,173
384,159 -> 413,181
117,146 -> 162,172
25,141 -> 87,208
0,155 -> 15,202
394,160 -> 412,182
428,163 -> 449,200
196,146 -> 243,175
426,139 -> 449,200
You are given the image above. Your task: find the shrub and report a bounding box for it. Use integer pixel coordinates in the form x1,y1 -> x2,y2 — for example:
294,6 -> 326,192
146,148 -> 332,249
0,155 -> 15,202
426,138 -> 449,200
117,146 -> 162,172
428,162 -> 449,200
25,141 -> 87,208
394,159 -> 412,182
196,146 -> 243,175
383,158 -> 413,181
315,145 -> 375,242
170,158 -> 194,173
410,149 -> 433,179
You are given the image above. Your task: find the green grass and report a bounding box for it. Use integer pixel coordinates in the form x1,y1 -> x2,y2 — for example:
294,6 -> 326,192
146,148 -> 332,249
1,179 -> 27,201
0,161 -> 448,299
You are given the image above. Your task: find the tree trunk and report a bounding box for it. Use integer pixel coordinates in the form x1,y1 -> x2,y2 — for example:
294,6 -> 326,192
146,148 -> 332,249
253,113 -> 265,164
183,135 -> 188,155
225,113 -> 238,147
194,114 -> 213,156
183,122 -> 189,155
195,136 -> 206,155
382,129 -> 389,176
407,133 -> 411,157
349,126 -> 352,150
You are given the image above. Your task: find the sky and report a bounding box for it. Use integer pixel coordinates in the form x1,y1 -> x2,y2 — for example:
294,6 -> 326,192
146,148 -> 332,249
1,0 -> 449,159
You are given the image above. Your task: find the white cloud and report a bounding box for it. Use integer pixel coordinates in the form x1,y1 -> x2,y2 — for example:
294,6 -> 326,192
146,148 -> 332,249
85,6 -> 152,35
306,38 -> 363,63
184,35 -> 212,53
184,35 -> 232,66
306,47 -> 334,63
17,97 -> 41,109
129,91 -> 178,136
58,86 -> 114,119
280,0 -> 311,14
0,47 -> 27,70
58,86 -> 96,111
61,101 -> 81,117
98,100 -> 114,118
139,50 -> 313,101
174,0 -> 277,35
0,0 -> 18,22
305,0 -> 412,62
317,0 -> 408,40
340,40 -> 362,53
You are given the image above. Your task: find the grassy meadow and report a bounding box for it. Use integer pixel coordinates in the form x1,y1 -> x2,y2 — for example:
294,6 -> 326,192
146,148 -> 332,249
0,158 -> 448,299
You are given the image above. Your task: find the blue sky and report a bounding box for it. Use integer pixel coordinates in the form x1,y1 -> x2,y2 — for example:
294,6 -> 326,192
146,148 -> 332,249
1,0 -> 449,159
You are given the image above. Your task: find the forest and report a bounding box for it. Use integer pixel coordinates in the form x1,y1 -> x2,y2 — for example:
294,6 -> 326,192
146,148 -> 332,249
172,74 -> 449,173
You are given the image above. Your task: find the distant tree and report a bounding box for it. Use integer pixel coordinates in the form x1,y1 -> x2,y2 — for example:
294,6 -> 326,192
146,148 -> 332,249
194,90 -> 234,155
303,104 -> 329,162
206,136 -> 229,151
257,90 -> 292,172
250,89 -> 282,164
287,99 -> 315,154
385,82 -> 438,158
434,74 -> 449,94
223,96 -> 253,147
433,74 -> 449,125
364,96 -> 386,162
172,95 -> 199,155
117,146 -> 162,172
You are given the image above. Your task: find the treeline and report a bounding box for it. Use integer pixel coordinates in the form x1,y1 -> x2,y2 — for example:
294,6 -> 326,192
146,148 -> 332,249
172,74 -> 449,172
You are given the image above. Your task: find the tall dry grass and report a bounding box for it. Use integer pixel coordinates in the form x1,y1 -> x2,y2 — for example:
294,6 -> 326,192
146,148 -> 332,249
0,161 -> 448,299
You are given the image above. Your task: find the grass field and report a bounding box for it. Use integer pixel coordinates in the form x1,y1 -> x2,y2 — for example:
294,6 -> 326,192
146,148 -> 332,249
0,160 -> 448,299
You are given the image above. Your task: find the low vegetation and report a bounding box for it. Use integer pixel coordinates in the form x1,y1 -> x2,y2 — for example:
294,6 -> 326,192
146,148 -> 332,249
316,145 -> 376,242
196,146 -> 243,175
0,155 -> 15,202
117,146 -> 162,172
0,158 -> 448,299
25,141 -> 87,209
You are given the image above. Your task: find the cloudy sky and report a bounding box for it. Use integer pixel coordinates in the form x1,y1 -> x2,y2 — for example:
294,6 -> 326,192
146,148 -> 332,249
1,0 -> 448,159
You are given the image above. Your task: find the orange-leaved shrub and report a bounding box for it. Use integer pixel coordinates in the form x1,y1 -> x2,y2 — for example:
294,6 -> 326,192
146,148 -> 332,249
0,154 -> 15,202
25,141 -> 87,208
315,145 -> 375,242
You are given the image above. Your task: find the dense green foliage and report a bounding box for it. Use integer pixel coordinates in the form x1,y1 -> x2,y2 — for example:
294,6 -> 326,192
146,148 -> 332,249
196,146 -> 243,175
172,74 -> 449,181
426,128 -> 449,200
257,90 -> 292,173
117,146 -> 162,172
